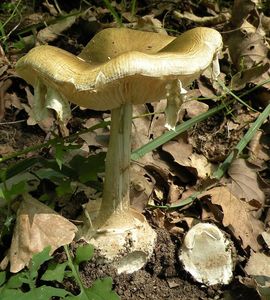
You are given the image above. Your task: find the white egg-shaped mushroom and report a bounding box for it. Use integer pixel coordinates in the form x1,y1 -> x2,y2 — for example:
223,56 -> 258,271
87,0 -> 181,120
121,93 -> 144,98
179,223 -> 235,285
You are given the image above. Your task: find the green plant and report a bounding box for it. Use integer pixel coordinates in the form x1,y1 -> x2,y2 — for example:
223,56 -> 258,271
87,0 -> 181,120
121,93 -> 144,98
0,244 -> 120,299
0,0 -> 23,51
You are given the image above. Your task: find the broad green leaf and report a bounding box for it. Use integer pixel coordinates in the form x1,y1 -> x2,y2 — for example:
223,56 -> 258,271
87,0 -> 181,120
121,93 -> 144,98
0,285 -> 71,300
69,153 -> 105,183
34,168 -> 65,181
56,180 -> 73,197
75,244 -> 94,265
3,158 -> 40,182
85,277 -> 120,300
53,141 -> 80,170
0,288 -> 21,300
5,181 -> 28,200
41,262 -> 68,283
6,272 -> 25,289
0,271 -> 6,286
29,246 -> 52,280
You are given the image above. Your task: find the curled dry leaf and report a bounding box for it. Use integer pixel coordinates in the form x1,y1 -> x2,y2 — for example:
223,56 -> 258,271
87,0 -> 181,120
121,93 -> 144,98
200,186 -> 264,251
228,158 -> 265,207
9,193 -> 77,273
162,140 -> 215,179
173,10 -> 230,26
37,15 -> 77,44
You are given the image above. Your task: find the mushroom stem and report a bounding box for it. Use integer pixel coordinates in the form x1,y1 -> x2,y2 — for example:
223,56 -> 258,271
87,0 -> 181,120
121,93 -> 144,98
100,102 -> 133,220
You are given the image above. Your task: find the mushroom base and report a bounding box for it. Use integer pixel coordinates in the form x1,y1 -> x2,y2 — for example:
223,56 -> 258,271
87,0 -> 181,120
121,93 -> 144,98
82,208 -> 157,274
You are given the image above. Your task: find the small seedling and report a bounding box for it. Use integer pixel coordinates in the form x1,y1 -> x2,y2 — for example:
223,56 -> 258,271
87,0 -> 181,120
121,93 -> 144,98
0,244 -> 120,300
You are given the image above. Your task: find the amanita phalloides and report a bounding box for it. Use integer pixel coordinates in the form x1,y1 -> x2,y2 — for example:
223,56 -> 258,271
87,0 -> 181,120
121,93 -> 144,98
16,27 -> 223,273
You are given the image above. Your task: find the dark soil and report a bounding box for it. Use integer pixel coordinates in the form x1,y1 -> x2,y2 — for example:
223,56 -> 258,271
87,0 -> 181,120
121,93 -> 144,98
53,229 -> 260,300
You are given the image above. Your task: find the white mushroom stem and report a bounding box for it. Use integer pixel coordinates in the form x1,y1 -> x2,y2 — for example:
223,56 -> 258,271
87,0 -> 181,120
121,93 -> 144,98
100,102 -> 133,220
85,103 -> 156,274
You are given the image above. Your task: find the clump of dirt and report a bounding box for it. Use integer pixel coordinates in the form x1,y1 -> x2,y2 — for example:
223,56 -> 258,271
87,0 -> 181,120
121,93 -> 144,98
189,112 -> 242,162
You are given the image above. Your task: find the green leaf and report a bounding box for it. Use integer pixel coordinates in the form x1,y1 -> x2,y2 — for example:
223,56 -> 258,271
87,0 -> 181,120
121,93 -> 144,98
75,244 -> 94,265
0,285 -> 71,300
55,142 -> 65,170
85,277 -> 120,300
0,271 -> 6,286
0,187 -> 5,199
65,278 -> 120,300
6,272 -> 25,289
0,288 -> 21,300
41,262 -> 68,283
34,168 -> 65,181
28,246 -> 52,280
5,181 -> 28,200
69,153 -> 105,183
3,158 -> 40,182
56,180 -> 73,197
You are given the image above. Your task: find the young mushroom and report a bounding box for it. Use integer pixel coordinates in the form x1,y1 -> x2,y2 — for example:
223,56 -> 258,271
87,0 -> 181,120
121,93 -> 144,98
16,27 -> 223,273
179,223 -> 235,285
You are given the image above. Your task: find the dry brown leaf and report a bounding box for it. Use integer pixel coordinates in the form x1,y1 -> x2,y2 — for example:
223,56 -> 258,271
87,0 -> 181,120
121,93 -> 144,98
0,144 -> 14,156
131,14 -> 168,34
227,31 -> 270,90
173,10 -> 230,26
228,159 -> 265,206
231,63 -> 270,91
201,186 -> 264,251
132,105 -> 151,148
4,92 -> 23,111
244,251 -> 270,299
162,140 -> 215,179
149,100 -> 167,139
130,166 -> 155,212
10,194 -> 77,273
37,15 -> 77,44
181,100 -> 209,119
245,251 -> 270,276
0,79 -> 12,119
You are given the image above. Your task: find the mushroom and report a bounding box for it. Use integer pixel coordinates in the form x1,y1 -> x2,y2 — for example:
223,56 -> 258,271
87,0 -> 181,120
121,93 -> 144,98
179,223 -> 235,285
16,27 -> 223,273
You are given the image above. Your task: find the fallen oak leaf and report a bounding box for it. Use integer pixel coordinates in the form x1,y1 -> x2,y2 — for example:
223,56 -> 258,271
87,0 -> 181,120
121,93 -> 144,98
9,193 -> 77,273
228,159 -> 265,206
200,186 -> 264,251
162,140 -> 215,179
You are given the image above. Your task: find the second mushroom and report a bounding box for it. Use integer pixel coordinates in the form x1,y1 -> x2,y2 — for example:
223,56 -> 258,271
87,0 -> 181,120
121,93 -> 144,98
16,27 -> 223,273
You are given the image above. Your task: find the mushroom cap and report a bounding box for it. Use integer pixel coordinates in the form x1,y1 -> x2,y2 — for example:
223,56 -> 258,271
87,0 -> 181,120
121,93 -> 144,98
16,27 -> 222,111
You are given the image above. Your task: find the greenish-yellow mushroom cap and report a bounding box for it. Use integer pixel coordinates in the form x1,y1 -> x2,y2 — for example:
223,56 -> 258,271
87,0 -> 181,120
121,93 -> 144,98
16,27 -> 223,112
